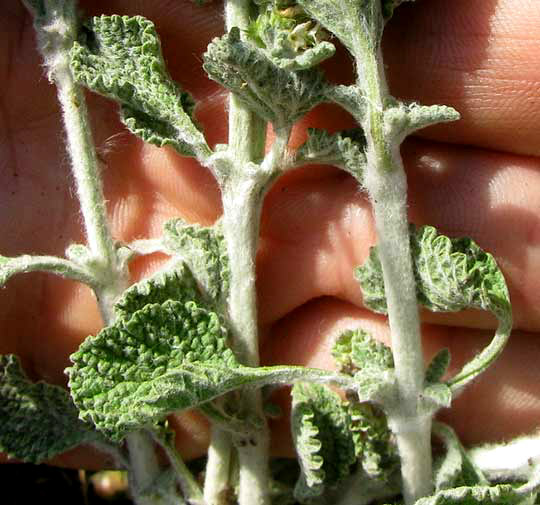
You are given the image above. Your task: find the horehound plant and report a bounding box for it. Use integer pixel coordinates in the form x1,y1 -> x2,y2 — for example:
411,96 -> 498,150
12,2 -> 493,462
0,1 -> 538,505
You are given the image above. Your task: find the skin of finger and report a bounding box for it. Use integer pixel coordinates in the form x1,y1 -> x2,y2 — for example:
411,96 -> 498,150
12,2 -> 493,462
1,0 -> 539,467
260,297 -> 540,456
383,0 -> 540,157
257,136 -> 540,332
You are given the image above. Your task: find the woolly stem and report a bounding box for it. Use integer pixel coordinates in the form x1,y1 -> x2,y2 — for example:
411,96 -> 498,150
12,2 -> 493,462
350,11 -> 431,504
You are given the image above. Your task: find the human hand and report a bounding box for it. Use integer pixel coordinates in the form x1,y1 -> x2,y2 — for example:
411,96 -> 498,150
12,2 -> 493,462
0,0 -> 539,468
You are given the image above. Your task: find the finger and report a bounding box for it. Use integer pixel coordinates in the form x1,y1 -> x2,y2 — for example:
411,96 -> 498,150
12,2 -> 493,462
261,297 -> 540,455
383,0 -> 540,156
257,138 -> 540,332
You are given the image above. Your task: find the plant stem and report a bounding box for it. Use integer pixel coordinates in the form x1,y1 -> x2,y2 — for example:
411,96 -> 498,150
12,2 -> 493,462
26,4 -> 165,502
204,426 -> 232,505
352,34 -> 432,505
126,432 -> 164,505
0,254 -> 96,287
156,433 -> 205,505
205,3 -> 273,505
221,177 -> 269,505
54,66 -> 129,322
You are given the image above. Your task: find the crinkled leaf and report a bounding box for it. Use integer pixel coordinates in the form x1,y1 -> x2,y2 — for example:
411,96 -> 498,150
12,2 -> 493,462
203,27 -> 327,127
433,423 -> 488,492
162,219 -> 230,307
332,328 -> 394,375
0,354 -> 107,463
355,225 -> 512,392
326,84 -> 366,120
248,4 -> 335,70
291,382 -> 356,501
69,300 -> 322,441
294,128 -> 366,180
357,225 -> 510,316
414,484 -> 525,505
425,348 -> 451,384
384,101 -> 460,141
348,402 -> 398,480
71,15 -> 209,158
69,300 -> 239,440
114,264 -> 202,321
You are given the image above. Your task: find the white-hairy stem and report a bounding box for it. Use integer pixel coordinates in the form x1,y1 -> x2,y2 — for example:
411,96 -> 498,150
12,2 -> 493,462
24,3 -> 164,504
203,2 -> 272,504
352,27 -> 431,505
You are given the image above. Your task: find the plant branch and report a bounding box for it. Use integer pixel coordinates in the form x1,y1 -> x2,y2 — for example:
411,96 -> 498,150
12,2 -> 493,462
204,425 -> 232,505
351,18 -> 431,505
152,431 -> 205,505
0,254 -> 96,287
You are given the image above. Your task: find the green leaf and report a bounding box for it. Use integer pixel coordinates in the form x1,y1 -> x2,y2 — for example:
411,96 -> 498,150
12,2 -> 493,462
114,264 -> 202,321
294,128 -> 366,180
348,402 -> 398,480
162,219 -> 230,307
325,84 -> 366,121
69,300 -> 239,440
332,328 -> 394,375
291,382 -> 356,501
432,423 -> 488,492
355,225 -> 512,392
203,27 -> 327,127
69,300 -> 334,441
425,348 -> 451,384
0,354 -> 108,463
70,15 -> 210,159
353,368 -> 397,405
384,101 -> 460,141
414,484 -> 525,505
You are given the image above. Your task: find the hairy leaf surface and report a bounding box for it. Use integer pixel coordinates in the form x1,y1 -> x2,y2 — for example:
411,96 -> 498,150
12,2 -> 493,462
384,101 -> 460,141
69,300 -> 335,441
425,349 -> 451,385
0,354 -> 106,463
203,27 -> 326,127
291,382 -> 356,501
71,15 -> 209,158
114,264 -> 202,321
69,300 -> 241,440
332,328 -> 394,375
348,402 -> 398,480
162,219 -> 230,307
294,128 -> 366,180
355,225 -> 512,391
296,0 -> 384,52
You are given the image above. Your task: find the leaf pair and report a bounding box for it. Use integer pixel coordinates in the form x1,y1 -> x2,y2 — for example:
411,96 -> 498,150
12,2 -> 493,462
203,27 -> 327,129
292,382 -> 397,503
356,225 -> 512,394
291,329 -> 399,502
